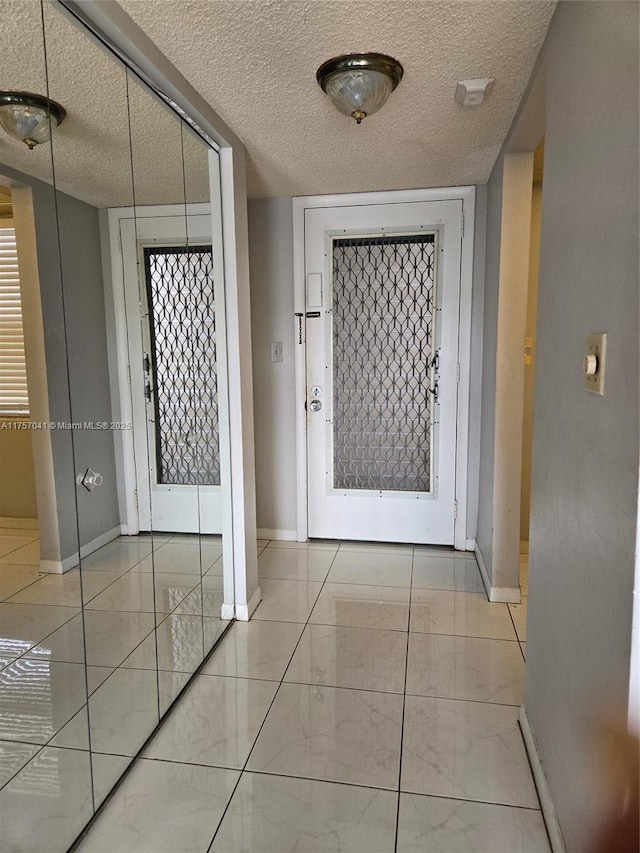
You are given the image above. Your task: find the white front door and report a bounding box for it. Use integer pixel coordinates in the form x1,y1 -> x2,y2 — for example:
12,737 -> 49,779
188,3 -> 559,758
121,211 -> 222,534
305,200 -> 462,545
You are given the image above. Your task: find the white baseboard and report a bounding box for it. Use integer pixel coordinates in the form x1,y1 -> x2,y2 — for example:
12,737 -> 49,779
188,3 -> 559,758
40,525 -> 121,574
519,706 -> 566,852
474,543 -> 521,603
220,602 -> 235,620
465,538 -> 476,552
0,516 -> 38,530
257,528 -> 297,541
235,585 -> 262,621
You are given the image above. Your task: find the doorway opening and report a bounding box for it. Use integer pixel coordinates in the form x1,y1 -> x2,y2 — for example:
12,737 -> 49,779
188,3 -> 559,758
512,138 -> 545,656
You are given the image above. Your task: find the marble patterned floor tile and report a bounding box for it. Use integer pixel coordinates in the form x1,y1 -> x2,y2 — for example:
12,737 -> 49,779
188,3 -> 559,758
0,536 -> 38,560
0,540 -> 40,566
158,670 -> 192,716
0,659 -> 89,744
284,624 -> 407,694
401,696 -> 539,807
0,564 -> 42,601
91,752 -> 131,808
144,674 -> 277,768
202,554 -> 225,577
258,547 -> 335,582
76,757 -> 239,853
85,571 -> 200,614
202,619 -> 304,681
412,554 -> 486,593
79,539 -> 153,574
0,739 -> 40,788
253,579 -> 323,623
410,589 -> 517,640
130,541 -> 222,574
171,574 -> 224,617
397,793 -> 550,852
0,602 -> 79,658
326,550 -> 413,588
247,682 -> 403,789
509,601 -> 528,641
27,609 -> 155,667
211,772 -> 398,853
86,666 -> 114,695
267,540 -> 340,552
310,583 -> 410,632
338,541 -> 414,556
7,569 -> 121,607
122,613 -> 207,673
52,667 -> 161,755
406,633 -> 525,705
0,746 -> 94,853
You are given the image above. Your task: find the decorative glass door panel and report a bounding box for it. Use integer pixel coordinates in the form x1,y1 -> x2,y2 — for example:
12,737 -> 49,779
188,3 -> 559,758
305,200 -> 462,544
143,245 -> 220,487
332,234 -> 435,493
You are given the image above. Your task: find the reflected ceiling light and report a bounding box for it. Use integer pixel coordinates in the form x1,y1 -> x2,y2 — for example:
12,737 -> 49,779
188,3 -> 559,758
316,53 -> 403,124
0,91 -> 66,150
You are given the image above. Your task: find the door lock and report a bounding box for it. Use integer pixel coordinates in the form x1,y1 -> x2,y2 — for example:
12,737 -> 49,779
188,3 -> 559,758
309,399 -> 322,413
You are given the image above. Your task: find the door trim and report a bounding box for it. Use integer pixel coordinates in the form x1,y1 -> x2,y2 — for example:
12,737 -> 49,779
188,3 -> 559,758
292,187 -> 476,550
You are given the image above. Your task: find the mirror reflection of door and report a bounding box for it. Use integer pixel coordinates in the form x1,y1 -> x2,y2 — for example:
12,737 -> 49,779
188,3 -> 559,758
118,212 -> 222,534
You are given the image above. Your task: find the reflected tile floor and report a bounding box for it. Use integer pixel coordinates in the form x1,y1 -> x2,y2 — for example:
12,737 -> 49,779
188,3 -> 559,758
0,529 -> 234,852
75,541 -> 548,853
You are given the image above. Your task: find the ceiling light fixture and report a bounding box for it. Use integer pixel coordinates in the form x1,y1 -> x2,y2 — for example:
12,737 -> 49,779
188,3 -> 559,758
0,91 -> 66,150
316,53 -> 403,124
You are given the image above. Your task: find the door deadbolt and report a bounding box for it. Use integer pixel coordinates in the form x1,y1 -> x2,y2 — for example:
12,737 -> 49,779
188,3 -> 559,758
309,399 -> 322,413
311,385 -> 322,397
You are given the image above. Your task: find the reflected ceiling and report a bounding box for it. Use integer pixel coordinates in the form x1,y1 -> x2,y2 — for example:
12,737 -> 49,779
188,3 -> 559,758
0,1 -> 209,209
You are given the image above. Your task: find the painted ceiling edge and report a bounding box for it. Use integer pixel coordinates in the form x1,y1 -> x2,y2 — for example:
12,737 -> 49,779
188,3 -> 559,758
57,0 -> 245,153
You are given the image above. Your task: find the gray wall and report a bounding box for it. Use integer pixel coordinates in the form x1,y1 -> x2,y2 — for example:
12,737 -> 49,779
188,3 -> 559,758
248,197 -> 297,534
1,163 -> 119,561
478,2 -> 638,848
248,195 -> 486,541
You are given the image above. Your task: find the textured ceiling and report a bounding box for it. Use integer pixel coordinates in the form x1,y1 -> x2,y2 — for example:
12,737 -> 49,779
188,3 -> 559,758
119,0 -> 556,198
0,0 -> 209,208
0,1 -> 555,207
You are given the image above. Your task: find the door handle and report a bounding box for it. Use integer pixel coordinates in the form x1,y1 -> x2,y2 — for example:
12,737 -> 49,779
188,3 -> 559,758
309,400 -> 322,413
144,382 -> 153,401
429,352 -> 439,401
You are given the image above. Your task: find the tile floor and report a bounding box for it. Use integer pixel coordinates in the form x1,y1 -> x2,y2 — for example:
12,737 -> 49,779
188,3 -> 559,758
70,540 -> 547,852
0,525 -> 228,852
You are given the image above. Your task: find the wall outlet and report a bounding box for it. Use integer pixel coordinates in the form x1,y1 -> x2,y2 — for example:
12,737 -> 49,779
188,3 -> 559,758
270,341 -> 283,363
584,333 -> 606,395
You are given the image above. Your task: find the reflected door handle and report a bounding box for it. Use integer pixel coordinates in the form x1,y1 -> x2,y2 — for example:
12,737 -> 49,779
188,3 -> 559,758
143,353 -> 151,374
76,468 -> 103,491
144,382 -> 153,401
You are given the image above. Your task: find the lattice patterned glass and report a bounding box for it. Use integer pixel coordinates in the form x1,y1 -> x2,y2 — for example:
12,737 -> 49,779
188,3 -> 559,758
332,234 -> 436,492
144,246 -> 220,486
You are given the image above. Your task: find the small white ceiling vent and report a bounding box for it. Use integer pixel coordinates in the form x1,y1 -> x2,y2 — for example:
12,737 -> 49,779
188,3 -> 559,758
454,78 -> 495,107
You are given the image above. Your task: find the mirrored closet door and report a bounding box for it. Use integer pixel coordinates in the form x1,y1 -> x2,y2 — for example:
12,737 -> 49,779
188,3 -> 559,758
0,2 -> 235,849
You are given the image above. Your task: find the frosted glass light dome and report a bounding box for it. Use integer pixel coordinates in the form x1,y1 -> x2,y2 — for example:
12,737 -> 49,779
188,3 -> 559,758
0,92 -> 66,150
317,53 -> 403,124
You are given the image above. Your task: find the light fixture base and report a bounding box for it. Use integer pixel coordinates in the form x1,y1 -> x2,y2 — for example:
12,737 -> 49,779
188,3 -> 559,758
316,53 -> 404,124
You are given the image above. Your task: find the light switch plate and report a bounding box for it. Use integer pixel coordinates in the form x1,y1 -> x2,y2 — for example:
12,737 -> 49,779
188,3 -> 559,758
584,333 -> 606,395
270,341 -> 283,363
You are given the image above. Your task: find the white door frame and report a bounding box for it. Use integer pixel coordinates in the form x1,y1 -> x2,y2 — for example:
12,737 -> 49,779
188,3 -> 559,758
292,186 -> 476,551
